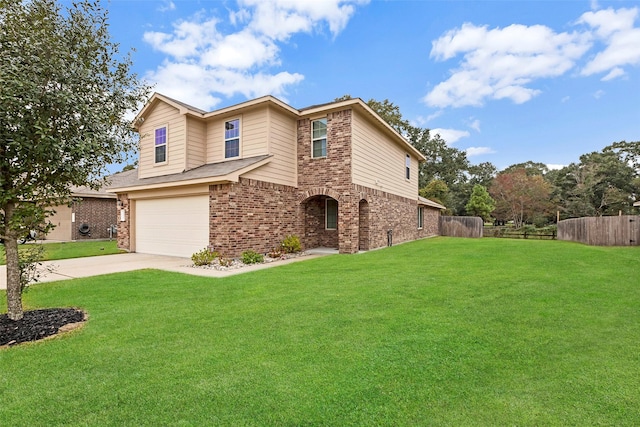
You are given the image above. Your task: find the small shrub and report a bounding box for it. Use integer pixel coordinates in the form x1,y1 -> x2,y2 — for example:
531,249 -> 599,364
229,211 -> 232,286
18,244 -> 53,290
268,247 -> 285,258
241,250 -> 264,265
218,256 -> 233,267
191,248 -> 218,266
280,235 -> 301,254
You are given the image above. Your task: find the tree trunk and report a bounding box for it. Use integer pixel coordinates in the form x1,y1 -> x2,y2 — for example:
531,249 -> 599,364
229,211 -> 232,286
4,203 -> 24,321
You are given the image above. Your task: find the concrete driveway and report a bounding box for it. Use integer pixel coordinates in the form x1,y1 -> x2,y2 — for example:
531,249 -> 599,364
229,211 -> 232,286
0,250 -> 334,290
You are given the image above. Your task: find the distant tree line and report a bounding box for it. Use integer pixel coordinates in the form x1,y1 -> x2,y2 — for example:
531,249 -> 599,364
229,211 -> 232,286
339,96 -> 640,227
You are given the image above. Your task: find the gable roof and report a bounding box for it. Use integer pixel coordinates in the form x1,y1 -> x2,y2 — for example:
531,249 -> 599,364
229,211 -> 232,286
135,93 -> 426,162
70,184 -> 116,199
107,155 -> 272,193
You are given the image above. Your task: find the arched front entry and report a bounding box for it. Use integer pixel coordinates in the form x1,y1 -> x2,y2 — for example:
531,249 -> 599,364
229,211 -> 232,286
300,194 -> 339,250
359,199 -> 370,251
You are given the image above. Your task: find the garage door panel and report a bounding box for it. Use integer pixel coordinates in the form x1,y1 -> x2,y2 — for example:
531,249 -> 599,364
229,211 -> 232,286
135,196 -> 209,258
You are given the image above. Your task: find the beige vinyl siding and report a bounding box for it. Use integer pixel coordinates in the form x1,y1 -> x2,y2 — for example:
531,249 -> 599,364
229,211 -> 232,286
242,109 -> 269,158
205,119 -> 224,164
351,110 -> 419,200
204,105 -> 296,187
138,102 -> 186,179
186,117 -> 206,171
45,204 -> 72,241
243,106 -> 298,187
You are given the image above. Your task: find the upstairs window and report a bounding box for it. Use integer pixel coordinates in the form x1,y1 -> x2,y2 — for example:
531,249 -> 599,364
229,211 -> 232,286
312,118 -> 327,158
225,119 -> 240,158
326,198 -> 338,230
405,154 -> 411,180
155,127 -> 167,164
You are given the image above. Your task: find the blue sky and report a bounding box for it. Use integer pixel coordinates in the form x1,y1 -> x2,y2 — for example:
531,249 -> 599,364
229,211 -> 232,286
102,0 -> 640,171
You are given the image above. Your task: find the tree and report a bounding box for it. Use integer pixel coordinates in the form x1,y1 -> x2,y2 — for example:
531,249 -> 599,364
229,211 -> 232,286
501,161 -> 549,176
336,94 -> 498,215
553,148 -> 637,218
489,168 -> 553,228
465,184 -> 495,221
419,179 -> 451,211
1,0 -> 150,320
335,94 -> 411,135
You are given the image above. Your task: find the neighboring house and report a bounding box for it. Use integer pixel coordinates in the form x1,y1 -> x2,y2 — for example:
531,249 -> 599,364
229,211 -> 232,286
46,185 -> 118,241
108,93 -> 445,258
634,201 -> 640,208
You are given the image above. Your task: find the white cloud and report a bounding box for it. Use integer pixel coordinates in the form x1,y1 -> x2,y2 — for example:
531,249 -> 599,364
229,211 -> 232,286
144,17 -> 219,59
579,8 -> 640,79
593,89 -> 605,99
424,22 -> 591,108
468,118 -> 481,132
158,1 -> 175,12
242,0 -> 369,40
466,147 -> 495,157
424,6 -> 640,109
146,61 -> 304,108
546,164 -> 566,170
430,128 -> 470,145
601,67 -> 625,81
143,1 -> 367,110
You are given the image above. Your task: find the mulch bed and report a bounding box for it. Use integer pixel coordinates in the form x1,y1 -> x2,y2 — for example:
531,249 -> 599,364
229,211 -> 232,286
1,308 -> 86,347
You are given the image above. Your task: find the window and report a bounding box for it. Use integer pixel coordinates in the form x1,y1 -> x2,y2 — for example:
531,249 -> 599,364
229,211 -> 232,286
154,127 -> 167,164
418,206 -> 424,229
405,154 -> 411,180
326,199 -> 338,230
312,118 -> 327,158
225,119 -> 240,158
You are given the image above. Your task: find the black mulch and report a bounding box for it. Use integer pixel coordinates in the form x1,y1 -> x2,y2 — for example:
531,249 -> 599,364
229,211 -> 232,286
1,308 -> 86,347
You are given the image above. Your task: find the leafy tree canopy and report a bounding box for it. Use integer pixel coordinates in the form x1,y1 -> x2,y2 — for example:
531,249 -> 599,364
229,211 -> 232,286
465,184 -> 495,222
490,168 -> 553,229
1,0 -> 150,320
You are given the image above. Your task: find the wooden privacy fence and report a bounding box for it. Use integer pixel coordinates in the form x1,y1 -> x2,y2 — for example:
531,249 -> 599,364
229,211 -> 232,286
558,215 -> 640,246
439,216 -> 483,238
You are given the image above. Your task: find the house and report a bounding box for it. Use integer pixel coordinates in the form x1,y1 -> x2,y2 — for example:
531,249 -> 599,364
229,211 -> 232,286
45,185 -> 118,241
108,93 -> 444,258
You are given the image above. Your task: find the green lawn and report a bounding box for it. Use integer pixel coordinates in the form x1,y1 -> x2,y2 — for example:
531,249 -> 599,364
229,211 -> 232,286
1,238 -> 639,425
0,240 -> 123,265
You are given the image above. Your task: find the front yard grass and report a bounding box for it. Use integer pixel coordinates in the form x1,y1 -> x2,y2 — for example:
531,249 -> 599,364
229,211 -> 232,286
0,240 -> 123,265
1,237 -> 639,425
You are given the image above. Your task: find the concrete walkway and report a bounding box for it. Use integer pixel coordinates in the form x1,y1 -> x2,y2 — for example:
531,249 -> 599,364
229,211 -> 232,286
0,249 -> 337,290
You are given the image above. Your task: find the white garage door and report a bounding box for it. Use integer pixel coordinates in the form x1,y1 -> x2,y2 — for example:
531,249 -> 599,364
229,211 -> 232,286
135,195 -> 210,258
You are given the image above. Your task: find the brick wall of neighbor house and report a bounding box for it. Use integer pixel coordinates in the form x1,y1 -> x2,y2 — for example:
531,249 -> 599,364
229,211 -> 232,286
209,178 -> 301,257
116,195 -> 130,251
71,198 -> 118,240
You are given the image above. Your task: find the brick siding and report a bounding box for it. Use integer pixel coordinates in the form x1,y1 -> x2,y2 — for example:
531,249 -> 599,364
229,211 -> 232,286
118,105 -> 441,257
72,198 -> 118,240
209,178 -> 301,257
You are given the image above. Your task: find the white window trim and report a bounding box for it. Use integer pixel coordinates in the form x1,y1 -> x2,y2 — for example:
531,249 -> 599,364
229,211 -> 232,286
224,117 -> 241,159
326,198 -> 338,230
311,117 -> 327,159
405,154 -> 411,181
154,124 -> 168,165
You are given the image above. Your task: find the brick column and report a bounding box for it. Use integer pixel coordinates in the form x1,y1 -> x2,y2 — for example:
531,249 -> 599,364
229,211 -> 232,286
116,194 -> 130,251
